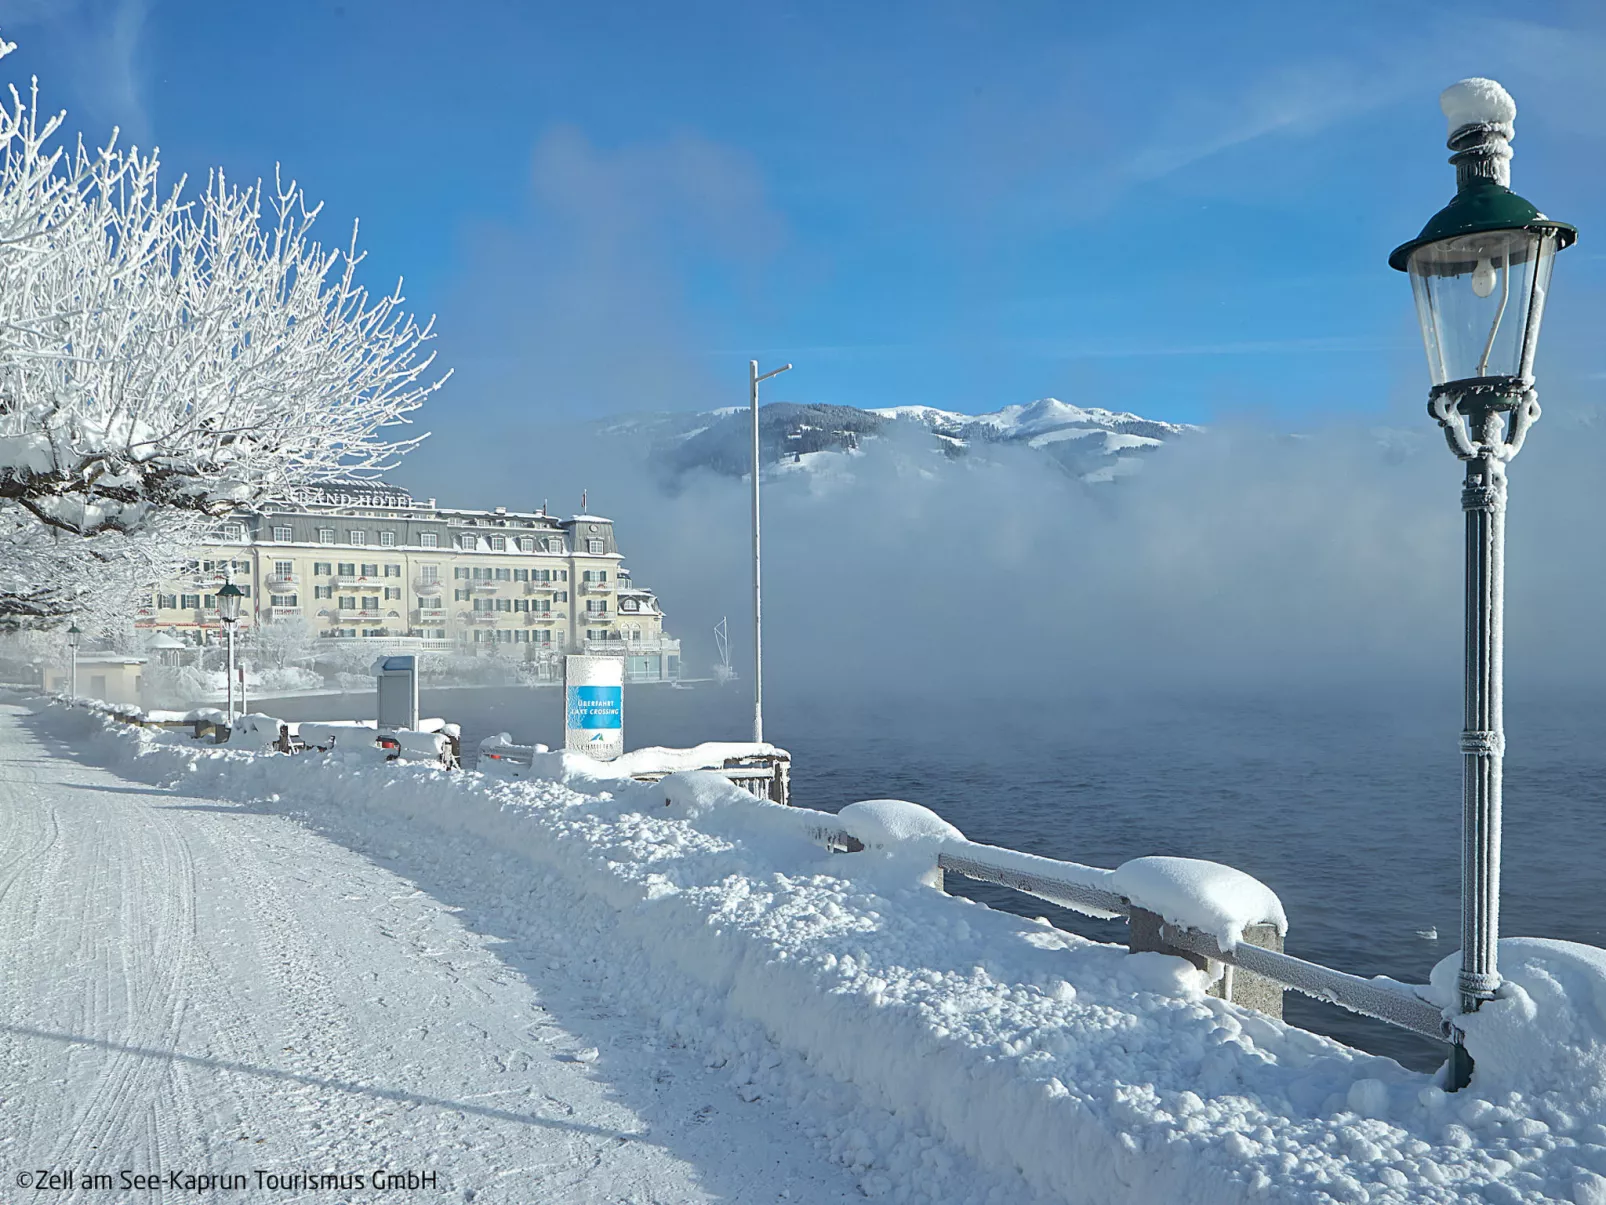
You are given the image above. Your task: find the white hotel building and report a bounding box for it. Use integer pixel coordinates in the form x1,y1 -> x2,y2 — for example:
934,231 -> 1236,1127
137,483 -> 681,682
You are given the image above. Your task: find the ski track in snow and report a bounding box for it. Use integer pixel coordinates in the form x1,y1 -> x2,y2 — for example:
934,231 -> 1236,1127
0,704 -> 871,1204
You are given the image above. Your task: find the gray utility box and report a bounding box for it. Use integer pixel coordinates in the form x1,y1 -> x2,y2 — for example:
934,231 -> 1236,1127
374,654 -> 419,732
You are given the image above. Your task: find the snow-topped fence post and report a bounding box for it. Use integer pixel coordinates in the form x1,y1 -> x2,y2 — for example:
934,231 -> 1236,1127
1388,78 -> 1579,1090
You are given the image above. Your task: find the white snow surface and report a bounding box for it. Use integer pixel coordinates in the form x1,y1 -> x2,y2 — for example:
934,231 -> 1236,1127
1107,856 -> 1288,949
1442,78 -> 1517,132
838,799 -> 965,847
19,701 -> 1606,1205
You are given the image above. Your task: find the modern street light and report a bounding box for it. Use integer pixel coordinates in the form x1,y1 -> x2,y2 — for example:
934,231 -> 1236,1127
65,621 -> 81,699
1390,78 -> 1576,1090
217,579 -> 244,724
749,359 -> 792,745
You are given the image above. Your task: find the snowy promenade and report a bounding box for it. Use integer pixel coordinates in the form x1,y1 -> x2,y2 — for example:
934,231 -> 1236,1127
0,704 -> 869,1203
5,701 -> 1606,1205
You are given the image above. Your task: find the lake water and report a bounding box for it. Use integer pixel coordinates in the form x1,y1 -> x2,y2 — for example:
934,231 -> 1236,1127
262,680 -> 1606,1073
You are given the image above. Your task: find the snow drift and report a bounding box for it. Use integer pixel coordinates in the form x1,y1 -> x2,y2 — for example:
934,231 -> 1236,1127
38,702 -> 1606,1205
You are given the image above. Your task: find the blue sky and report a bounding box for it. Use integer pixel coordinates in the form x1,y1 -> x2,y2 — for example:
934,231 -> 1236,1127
4,0 -> 1604,440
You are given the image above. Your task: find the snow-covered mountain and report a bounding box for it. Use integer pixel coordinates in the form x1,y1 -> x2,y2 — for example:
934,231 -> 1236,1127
599,398 -> 1197,486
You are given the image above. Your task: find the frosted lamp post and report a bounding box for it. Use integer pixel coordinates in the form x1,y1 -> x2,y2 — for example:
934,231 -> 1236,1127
66,622 -> 81,699
1389,78 -> 1576,1091
749,359 -> 791,744
217,580 -> 244,724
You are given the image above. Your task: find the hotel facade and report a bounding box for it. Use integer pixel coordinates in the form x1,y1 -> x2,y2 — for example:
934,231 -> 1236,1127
137,484 -> 681,683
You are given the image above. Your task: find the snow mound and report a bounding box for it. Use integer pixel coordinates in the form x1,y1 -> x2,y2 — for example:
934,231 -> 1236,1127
1431,938 -> 1606,1109
839,799 -> 965,847
1441,78 -> 1516,132
1108,856 -> 1287,949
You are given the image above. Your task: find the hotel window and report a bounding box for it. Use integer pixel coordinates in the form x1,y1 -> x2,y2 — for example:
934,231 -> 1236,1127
454,567 -> 470,579
318,528 -> 335,544
270,594 -> 298,607
384,564 -> 401,577
181,594 -> 201,609
515,598 -> 529,612
338,562 -> 356,576
339,596 -> 357,610
363,628 -> 386,638
458,534 -> 477,550
546,537 -> 564,553
239,585 -> 252,598
494,567 -> 511,581
515,537 -> 532,552
489,536 -> 506,551
514,568 -> 529,581
314,562 -> 332,575
495,598 -> 512,612
203,594 -> 216,609
419,533 -> 438,548
273,526 -> 292,542
420,565 -> 439,584
362,596 -> 380,611
620,599 -> 639,612
472,567 -> 492,581
233,560 -> 250,573
158,594 -> 177,609
587,539 -> 604,555
586,600 -> 606,613
361,563 -> 379,577
473,598 -> 493,612
315,586 -> 332,600
379,531 -> 396,547
454,589 -> 471,602
533,630 -> 551,644
273,560 -> 294,578
349,530 -> 367,545
513,630 -> 529,643
221,522 -> 245,542
555,590 -> 568,602
384,587 -> 401,600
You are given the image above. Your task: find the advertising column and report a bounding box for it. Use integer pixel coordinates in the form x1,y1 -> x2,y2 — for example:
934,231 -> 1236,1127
564,654 -> 623,759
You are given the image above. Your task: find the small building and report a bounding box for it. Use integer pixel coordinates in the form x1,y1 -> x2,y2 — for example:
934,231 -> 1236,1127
45,655 -> 149,706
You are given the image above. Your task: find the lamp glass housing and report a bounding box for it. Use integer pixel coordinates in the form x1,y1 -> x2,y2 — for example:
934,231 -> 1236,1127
1408,228 -> 1558,386
217,582 -> 244,623
66,624 -> 81,648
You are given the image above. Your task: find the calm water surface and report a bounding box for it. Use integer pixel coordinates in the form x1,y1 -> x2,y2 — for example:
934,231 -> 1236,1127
266,680 -> 1606,1072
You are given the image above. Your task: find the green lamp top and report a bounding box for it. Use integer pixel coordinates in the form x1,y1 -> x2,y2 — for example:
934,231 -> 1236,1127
217,581 -> 244,597
1389,181 -> 1576,271
1388,77 -> 1576,272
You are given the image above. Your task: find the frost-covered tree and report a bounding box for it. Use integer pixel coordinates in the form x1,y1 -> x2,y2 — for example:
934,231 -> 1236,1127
0,36 -> 445,544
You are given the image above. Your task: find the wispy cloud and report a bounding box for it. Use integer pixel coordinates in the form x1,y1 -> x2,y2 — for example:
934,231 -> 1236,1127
2,0 -> 152,144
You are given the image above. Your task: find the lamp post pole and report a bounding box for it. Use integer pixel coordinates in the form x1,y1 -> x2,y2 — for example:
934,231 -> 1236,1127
750,359 -> 791,745
217,580 -> 245,725
66,622 -> 81,699
1390,78 -> 1576,1090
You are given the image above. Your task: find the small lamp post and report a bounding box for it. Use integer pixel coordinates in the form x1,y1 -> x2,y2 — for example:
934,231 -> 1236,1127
217,580 -> 244,723
1390,78 -> 1576,1090
66,622 -> 81,699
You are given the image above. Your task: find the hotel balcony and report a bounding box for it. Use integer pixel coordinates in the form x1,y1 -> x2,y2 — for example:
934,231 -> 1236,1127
523,611 -> 559,625
337,608 -> 383,621
413,607 -> 447,623
413,577 -> 442,594
580,579 -> 614,593
265,572 -> 299,587
265,606 -> 302,620
524,581 -> 559,595
465,611 -> 498,624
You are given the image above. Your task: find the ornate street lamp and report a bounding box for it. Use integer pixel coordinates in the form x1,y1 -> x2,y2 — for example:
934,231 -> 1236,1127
66,621 -> 81,699
1390,78 -> 1576,1090
217,580 -> 244,724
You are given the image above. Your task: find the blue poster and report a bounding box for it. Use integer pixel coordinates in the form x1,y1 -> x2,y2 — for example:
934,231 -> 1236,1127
567,685 -> 622,729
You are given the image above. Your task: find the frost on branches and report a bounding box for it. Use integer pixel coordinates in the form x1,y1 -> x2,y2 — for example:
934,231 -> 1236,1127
0,39 -> 446,543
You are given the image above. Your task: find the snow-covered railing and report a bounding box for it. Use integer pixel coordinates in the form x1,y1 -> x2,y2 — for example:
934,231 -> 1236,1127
809,798 -> 1451,1042
477,736 -> 792,805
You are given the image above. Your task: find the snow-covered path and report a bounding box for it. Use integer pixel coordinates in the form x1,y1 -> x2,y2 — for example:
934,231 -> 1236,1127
0,704 -> 863,1203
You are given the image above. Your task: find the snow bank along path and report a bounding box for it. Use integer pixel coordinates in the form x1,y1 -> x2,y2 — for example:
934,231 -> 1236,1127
34,702 -> 1606,1205
0,703 -> 880,1205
